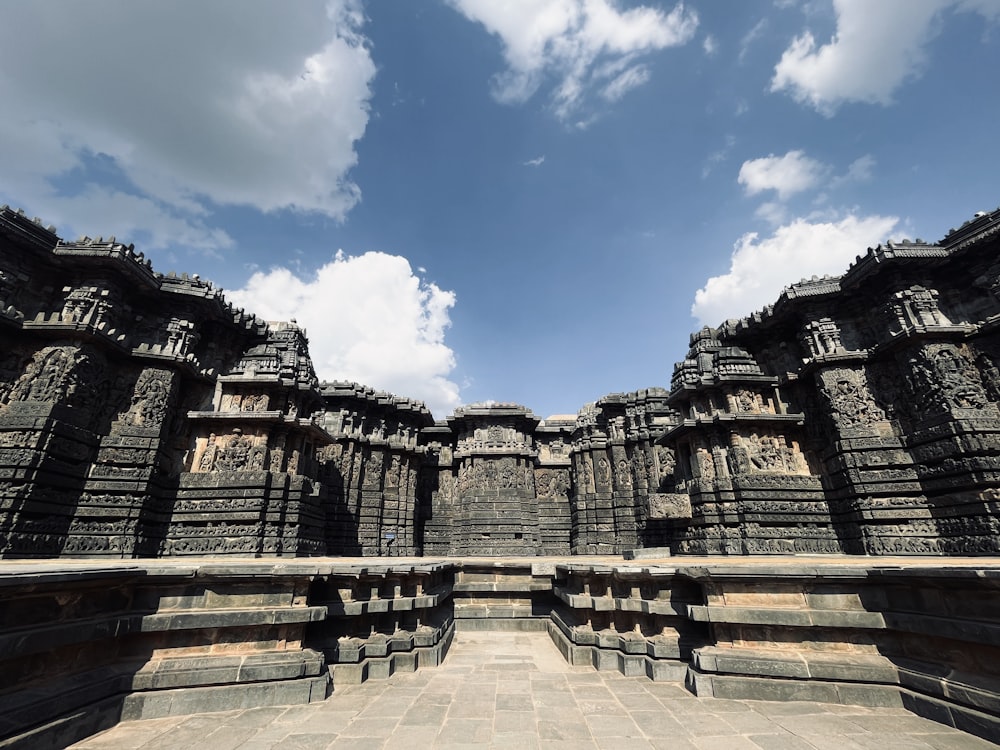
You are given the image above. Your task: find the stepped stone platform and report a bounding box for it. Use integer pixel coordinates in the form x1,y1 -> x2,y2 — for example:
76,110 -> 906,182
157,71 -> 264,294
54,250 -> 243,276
3,556 -> 1000,748
68,631 -> 995,750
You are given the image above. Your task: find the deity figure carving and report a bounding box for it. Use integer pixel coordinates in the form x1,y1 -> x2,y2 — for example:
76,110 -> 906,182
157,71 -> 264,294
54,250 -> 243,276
125,368 -> 173,427
819,368 -> 885,429
364,452 -> 384,488
906,345 -> 988,414
386,455 -> 401,487
597,457 -> 612,486
615,458 -> 632,488
695,446 -> 715,482
214,429 -> 255,471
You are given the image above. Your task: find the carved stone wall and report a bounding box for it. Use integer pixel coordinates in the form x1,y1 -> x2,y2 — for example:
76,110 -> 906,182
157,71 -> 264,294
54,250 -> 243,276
661,208 -> 1000,555
314,381 -> 432,556
3,203 -> 1000,558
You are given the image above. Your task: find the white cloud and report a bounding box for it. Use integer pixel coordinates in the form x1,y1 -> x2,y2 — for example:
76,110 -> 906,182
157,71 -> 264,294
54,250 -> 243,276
447,0 -> 697,118
0,1 -> 375,253
754,201 -> 788,225
771,0 -> 1000,114
524,155 -> 547,167
600,64 -> 652,101
691,212 -> 899,326
226,252 -> 461,418
702,34 -> 718,56
829,154 -> 875,189
737,150 -> 828,200
739,18 -> 769,63
701,134 -> 736,179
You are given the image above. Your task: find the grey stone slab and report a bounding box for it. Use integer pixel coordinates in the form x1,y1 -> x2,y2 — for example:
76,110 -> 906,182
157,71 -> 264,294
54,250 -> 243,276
399,704 -> 450,726
692,737 -> 761,750
583,715 -> 644,738
845,736 -> 937,750
749,733 -> 823,750
269,733 -> 341,750
336,717 -> 398,738
628,710 -> 691,738
496,694 -> 533,711
771,714 -> 869,736
537,720 -> 592,740
436,718 -> 493,744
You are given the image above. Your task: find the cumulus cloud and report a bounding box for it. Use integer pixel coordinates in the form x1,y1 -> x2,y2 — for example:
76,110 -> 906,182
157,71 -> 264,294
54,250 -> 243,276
447,0 -> 697,119
691,213 -> 899,326
771,0 -> 1000,114
0,0 -> 375,252
737,150 -> 828,200
226,252 -> 461,418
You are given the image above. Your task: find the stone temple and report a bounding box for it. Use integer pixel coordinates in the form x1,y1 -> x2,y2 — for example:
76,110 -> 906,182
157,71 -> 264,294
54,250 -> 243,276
3,203 -> 1000,748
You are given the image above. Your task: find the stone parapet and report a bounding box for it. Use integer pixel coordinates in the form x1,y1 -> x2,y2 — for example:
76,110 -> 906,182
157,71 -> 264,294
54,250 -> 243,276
3,556 -> 1000,747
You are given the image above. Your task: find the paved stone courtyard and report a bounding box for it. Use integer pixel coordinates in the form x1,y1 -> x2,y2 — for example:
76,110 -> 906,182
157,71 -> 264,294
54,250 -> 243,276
69,631 -> 996,750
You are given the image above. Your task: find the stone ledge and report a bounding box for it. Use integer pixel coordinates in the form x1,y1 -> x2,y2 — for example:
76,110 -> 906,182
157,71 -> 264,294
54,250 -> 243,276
553,585 -> 687,616
328,620 -> 455,684
686,603 -> 887,628
546,620 -> 687,681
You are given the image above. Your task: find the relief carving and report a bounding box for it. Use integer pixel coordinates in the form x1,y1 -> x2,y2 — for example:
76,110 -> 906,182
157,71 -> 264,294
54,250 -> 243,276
799,317 -> 843,358
124,368 -> 174,427
819,368 -> 885,430
906,345 -> 988,415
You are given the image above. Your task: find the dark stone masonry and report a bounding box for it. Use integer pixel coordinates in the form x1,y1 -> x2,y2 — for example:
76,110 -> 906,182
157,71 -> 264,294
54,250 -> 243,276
4,203 -> 1000,749
2,204 -> 1000,560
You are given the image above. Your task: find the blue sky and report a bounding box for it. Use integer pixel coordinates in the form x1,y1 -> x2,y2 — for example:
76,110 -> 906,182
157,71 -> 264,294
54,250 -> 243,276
2,0 -> 999,418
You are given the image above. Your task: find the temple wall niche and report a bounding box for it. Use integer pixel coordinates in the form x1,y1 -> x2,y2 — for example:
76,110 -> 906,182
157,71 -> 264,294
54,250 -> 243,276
2,204 -> 1000,558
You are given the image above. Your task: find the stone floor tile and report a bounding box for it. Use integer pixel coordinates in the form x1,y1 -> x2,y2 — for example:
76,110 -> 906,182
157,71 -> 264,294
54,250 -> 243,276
269,733 -> 340,750
646,738 -> 700,750
399,704 -> 451,726
490,732 -> 540,750
436,718 -> 494,745
794,735 -> 867,750
846,714 -> 963,735
692,737 -> 762,750
584,714 -> 644,737
745,702 -> 837,717
327,737 -> 386,750
358,700 -> 411,718
448,700 -> 497,719
201,727 -> 263,750
749,733 -> 824,750
628,709 -> 691,738
287,710 -> 357,732
337,716 -> 399,738
384,726 -> 440,748
537,719 -> 593,740
846,735 -> 937,750
228,741 -> 277,750
771,714 -> 869,736
614,692 -> 666,711
671,713 -> 738,737
537,740 -> 599,750
722,710 -> 795,735
493,710 -> 534,734
594,736 -> 655,750
496,693 -> 533,711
